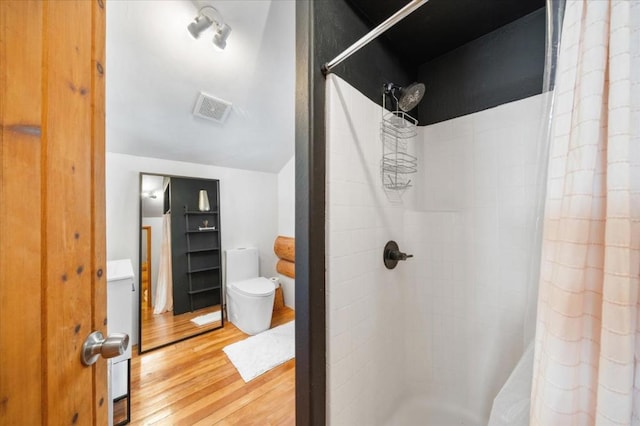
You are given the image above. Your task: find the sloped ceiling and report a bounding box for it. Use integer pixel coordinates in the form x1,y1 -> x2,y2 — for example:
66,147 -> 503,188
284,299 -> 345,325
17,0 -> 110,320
106,0 -> 295,173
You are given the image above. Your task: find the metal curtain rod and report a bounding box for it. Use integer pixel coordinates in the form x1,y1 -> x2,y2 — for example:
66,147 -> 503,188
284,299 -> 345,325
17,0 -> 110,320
322,0 -> 429,75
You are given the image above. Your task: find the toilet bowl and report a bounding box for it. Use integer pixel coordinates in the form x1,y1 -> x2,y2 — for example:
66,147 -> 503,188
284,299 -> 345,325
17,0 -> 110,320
225,248 -> 275,335
227,277 -> 275,335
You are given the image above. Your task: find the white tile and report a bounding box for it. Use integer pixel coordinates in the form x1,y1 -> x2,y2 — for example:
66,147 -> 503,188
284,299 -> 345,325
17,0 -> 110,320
429,119 -> 454,141
329,305 -> 352,338
327,277 -> 352,311
327,371 -> 352,420
328,329 -> 352,364
328,230 -> 352,258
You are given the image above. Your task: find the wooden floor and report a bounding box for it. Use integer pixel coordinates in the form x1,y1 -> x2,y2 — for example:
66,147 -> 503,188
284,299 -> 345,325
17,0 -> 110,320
140,304 -> 222,352
130,307 -> 296,425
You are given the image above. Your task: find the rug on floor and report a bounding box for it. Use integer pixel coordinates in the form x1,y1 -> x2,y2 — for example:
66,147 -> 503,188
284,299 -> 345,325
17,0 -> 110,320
190,311 -> 221,326
223,320 -> 295,382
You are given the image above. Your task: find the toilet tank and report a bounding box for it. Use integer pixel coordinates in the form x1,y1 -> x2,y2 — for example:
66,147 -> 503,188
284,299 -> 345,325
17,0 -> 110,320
226,248 -> 259,283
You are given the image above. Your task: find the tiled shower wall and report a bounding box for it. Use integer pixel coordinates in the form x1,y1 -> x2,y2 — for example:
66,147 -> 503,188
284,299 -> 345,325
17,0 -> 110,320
404,94 -> 546,418
326,75 -> 415,424
326,74 -> 547,423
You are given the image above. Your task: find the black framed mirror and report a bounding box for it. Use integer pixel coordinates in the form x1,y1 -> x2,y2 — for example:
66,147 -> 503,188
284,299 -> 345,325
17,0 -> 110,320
139,173 -> 224,353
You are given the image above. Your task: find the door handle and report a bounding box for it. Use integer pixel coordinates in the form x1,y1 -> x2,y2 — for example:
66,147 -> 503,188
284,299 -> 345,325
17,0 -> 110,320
81,331 -> 129,366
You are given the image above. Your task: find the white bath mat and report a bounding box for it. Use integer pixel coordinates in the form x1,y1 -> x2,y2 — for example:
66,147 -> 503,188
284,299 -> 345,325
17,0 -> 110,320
223,321 -> 295,382
190,311 -> 221,326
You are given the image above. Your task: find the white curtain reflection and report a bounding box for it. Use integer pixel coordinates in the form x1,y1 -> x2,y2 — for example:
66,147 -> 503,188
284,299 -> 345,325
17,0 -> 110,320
153,213 -> 174,314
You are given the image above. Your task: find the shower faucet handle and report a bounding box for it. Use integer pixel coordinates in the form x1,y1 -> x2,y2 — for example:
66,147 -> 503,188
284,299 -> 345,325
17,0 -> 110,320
383,240 -> 413,269
389,250 -> 412,261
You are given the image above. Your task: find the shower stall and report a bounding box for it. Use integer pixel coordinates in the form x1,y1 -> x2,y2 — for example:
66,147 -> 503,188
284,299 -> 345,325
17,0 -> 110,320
325,74 -> 548,425
322,1 -> 561,424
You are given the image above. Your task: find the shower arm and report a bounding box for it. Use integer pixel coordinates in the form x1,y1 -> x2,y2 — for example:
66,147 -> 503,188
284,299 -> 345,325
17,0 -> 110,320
384,83 -> 402,110
322,0 -> 429,75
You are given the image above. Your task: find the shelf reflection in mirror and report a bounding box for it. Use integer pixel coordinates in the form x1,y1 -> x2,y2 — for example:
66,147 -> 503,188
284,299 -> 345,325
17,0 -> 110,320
139,173 -> 224,353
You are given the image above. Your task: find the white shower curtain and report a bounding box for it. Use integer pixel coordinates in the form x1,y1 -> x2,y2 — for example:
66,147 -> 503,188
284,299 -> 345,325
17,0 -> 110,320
530,1 -> 640,424
153,213 -> 173,314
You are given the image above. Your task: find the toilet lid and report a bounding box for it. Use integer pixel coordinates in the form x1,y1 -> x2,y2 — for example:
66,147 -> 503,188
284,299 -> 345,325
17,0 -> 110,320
231,277 -> 274,297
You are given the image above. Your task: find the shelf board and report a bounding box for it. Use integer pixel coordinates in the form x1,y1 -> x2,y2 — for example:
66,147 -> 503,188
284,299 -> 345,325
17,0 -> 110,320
187,286 -> 219,295
184,210 -> 219,215
187,266 -> 220,274
187,247 -> 220,253
186,229 -> 218,233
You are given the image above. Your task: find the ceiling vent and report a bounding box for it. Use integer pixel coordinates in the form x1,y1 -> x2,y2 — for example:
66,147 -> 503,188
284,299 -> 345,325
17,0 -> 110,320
193,92 -> 232,124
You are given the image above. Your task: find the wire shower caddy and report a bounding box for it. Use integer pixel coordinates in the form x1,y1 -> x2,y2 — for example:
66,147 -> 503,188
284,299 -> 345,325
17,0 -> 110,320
380,89 -> 418,192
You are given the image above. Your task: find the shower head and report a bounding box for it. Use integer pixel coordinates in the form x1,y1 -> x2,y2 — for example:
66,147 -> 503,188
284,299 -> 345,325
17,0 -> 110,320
384,82 -> 426,112
398,82 -> 425,112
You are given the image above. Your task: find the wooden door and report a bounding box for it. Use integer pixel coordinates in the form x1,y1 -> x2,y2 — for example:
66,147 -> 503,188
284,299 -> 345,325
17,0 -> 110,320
141,226 -> 152,309
0,1 -> 107,424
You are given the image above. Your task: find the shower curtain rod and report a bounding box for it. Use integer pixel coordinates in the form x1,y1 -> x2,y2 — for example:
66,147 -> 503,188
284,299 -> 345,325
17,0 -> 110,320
322,0 -> 429,75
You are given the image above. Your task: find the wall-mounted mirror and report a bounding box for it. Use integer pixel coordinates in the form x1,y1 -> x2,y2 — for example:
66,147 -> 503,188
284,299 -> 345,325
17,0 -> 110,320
139,173 -> 223,352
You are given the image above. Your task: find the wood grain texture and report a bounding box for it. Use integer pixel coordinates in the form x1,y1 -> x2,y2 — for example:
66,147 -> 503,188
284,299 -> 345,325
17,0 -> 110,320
273,286 -> 285,311
130,308 -> 295,425
44,1 -> 96,423
277,259 -> 295,279
91,0 -> 108,423
274,236 -> 295,262
0,1 -> 44,424
1,0 -> 106,423
140,304 -> 222,352
141,226 -> 152,309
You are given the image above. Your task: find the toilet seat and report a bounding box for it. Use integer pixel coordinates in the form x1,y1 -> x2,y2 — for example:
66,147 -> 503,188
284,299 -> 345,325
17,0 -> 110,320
230,277 -> 274,297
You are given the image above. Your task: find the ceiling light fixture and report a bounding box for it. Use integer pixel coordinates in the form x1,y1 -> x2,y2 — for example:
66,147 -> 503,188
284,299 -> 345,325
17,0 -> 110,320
187,6 -> 232,50
213,23 -> 231,50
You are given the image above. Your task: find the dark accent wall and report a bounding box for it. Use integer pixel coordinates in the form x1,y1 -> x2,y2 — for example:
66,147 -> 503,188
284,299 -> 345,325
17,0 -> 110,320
347,0 -> 545,66
418,8 -> 546,125
168,177 -> 221,316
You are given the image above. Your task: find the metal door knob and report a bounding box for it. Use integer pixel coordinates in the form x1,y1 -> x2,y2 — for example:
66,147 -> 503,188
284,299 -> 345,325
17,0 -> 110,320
81,331 -> 129,366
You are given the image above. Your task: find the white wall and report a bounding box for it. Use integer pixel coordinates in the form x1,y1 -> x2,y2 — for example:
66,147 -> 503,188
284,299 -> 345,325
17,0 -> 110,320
277,156 -> 296,308
278,156 -> 295,237
106,152 -> 279,344
325,74 -> 547,423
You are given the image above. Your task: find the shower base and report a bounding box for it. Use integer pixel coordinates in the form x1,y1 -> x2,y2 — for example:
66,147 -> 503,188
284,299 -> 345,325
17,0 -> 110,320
384,397 -> 484,426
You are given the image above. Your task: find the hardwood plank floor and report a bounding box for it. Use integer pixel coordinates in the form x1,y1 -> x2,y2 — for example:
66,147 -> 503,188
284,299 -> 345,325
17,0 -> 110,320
130,307 -> 296,425
141,304 -> 222,351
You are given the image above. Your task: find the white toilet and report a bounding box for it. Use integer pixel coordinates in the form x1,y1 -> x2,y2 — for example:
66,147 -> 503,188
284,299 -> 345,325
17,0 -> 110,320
225,248 -> 276,335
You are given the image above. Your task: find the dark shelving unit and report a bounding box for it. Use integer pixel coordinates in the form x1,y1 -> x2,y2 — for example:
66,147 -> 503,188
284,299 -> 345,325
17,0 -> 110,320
187,286 -> 219,295
187,266 -> 220,274
184,206 -> 222,313
166,177 -> 222,316
187,247 -> 219,253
